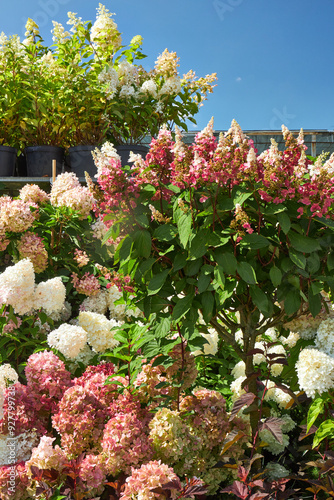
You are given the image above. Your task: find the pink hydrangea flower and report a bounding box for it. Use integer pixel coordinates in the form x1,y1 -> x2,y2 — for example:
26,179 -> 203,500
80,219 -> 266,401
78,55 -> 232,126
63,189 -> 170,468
17,231 -> 48,273
25,351 -> 72,414
120,461 -> 181,500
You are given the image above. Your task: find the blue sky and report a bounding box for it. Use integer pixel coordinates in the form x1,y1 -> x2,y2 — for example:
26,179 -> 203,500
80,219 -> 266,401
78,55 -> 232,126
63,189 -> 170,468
2,0 -> 334,132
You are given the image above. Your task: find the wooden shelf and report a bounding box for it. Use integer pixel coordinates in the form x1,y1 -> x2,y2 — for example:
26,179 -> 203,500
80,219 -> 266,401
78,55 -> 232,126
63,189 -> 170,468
0,177 -> 90,195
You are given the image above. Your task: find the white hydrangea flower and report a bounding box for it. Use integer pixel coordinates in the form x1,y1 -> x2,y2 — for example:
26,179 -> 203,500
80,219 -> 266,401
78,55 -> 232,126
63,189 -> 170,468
0,364 -> 19,420
231,360 -> 246,379
119,84 -> 137,99
0,364 -> 18,387
67,344 -> 96,374
140,80 -> 158,98
0,258 -> 35,315
48,301 -> 72,323
92,141 -> 121,178
117,60 -> 138,86
235,329 -> 243,346
284,313 -> 324,340
80,289 -> 108,315
315,317 -> 334,356
0,431 -> 39,466
47,324 -> 88,359
78,311 -> 120,353
230,376 -> 246,402
296,348 -> 334,398
34,277 -> 66,315
279,331 -> 300,349
192,329 -> 219,357
26,436 -> 66,472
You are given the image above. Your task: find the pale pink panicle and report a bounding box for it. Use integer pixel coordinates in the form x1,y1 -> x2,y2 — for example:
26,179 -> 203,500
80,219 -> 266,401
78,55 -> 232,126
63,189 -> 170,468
121,460 -> 181,500
102,411 -> 153,475
50,171 -> 80,200
26,436 -> 66,474
19,184 -> 49,205
72,272 -> 101,297
78,454 -> 107,491
0,382 -> 47,436
64,186 -> 93,219
25,351 -> 72,413
0,222 -> 9,252
74,248 -> 89,267
1,312 -> 22,334
0,198 -> 38,233
17,231 -> 48,273
91,3 -> 122,52
52,363 -> 120,457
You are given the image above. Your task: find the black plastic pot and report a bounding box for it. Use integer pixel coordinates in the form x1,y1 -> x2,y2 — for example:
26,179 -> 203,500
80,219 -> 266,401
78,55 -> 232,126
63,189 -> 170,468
68,145 -> 97,178
25,146 -> 64,177
0,145 -> 17,176
116,144 -> 149,167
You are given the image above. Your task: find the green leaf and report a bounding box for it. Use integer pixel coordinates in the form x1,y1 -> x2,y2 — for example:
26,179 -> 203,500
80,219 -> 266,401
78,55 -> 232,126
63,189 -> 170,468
201,291 -> 215,322
154,224 -> 177,242
249,286 -> 271,315
172,293 -> 194,322
313,419 -> 334,448
189,229 -> 209,259
239,233 -> 270,249
307,397 -> 324,433
154,317 -> 172,338
289,249 -> 306,269
289,232 -> 321,253
284,289 -> 301,316
135,213 -> 150,228
147,269 -> 170,296
327,252 -> 334,271
117,236 -> 134,265
184,258 -> 202,276
134,230 -> 151,259
173,252 -> 187,271
307,253 -> 320,274
308,289 -> 322,317
236,261 -> 257,284
214,265 -> 225,288
176,211 -> 192,248
215,251 -> 237,275
197,272 -> 211,293
269,267 -> 282,287
277,212 -> 291,234
101,225 -> 114,245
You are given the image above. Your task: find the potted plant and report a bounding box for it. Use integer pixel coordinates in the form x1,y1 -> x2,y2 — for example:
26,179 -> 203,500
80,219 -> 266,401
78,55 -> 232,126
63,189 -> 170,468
99,44 -> 218,166
0,34 -> 24,176
18,19 -> 68,177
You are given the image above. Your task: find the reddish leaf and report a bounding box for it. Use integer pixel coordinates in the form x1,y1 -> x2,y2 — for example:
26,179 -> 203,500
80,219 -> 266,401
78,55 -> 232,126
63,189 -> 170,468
274,383 -> 300,406
221,430 -> 246,455
260,417 -> 284,444
230,393 -> 256,421
30,466 -> 44,481
249,494 -> 269,500
247,348 -> 265,356
221,480 -> 249,499
249,479 -> 264,488
238,465 -> 250,482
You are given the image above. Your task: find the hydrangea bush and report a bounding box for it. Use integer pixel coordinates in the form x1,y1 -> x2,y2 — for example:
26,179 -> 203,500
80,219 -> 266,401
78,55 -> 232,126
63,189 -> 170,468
0,122 -> 334,498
